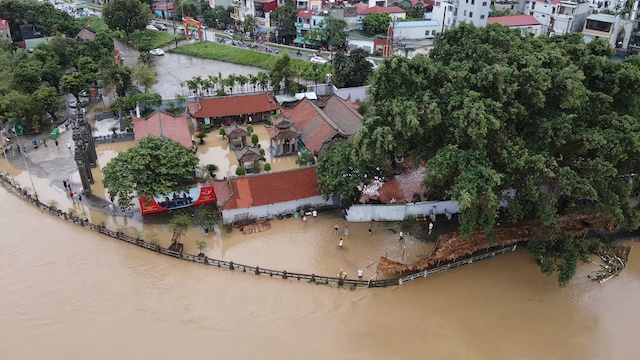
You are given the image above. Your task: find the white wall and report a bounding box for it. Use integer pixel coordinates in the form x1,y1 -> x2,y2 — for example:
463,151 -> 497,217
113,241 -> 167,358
527,1 -> 554,27
348,38 -> 375,54
394,24 -> 440,39
220,195 -> 335,224
345,200 -> 460,222
456,0 -> 491,27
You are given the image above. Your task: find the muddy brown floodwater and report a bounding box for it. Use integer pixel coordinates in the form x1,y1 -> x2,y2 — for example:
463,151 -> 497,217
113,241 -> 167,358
1,188 -> 640,359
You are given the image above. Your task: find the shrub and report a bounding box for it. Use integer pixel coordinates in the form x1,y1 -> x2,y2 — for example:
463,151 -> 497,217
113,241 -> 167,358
264,163 -> 271,172
219,128 -> 226,137
259,148 -> 265,156
235,166 -> 245,176
201,124 -> 211,133
251,134 -> 259,145
196,132 -> 207,144
246,124 -> 254,133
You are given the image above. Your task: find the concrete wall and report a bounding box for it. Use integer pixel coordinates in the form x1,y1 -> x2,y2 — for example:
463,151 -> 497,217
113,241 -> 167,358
345,200 -> 460,222
221,195 -> 336,223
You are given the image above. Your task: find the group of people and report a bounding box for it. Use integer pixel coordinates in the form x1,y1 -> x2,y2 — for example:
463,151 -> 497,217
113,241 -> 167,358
63,180 -> 82,203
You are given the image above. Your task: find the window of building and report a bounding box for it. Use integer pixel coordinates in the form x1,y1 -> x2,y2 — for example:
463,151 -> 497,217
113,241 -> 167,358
532,2 -> 535,9
471,0 -> 475,4
425,30 -> 429,36
469,11 -> 473,17
431,30 -> 436,35
482,1 -> 487,5
480,15 -> 485,19
464,10 -> 467,16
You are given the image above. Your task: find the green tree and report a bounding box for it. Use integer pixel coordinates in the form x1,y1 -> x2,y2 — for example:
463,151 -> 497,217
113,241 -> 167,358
41,62 -> 63,93
102,135 -> 200,209
202,5 -> 233,29
103,0 -> 152,40
362,12 -> 391,35
489,9 -> 511,17
0,0 -> 80,42
273,0 -> 297,43
306,15 -> 348,52
243,14 -> 256,37
61,72 -> 89,101
295,150 -> 314,166
32,86 -> 63,123
133,63 -> 157,93
270,53 -> 296,94
12,61 -> 42,94
316,141 -> 386,206
194,207 -> 219,230
355,23 -> 640,285
48,36 -> 79,69
168,212 -> 191,244
332,49 -> 373,88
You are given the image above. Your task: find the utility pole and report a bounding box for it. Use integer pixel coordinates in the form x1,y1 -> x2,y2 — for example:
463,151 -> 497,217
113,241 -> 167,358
12,128 -> 38,201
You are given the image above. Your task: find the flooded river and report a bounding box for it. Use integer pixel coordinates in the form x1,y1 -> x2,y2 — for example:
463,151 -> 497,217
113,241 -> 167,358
1,188 -> 639,359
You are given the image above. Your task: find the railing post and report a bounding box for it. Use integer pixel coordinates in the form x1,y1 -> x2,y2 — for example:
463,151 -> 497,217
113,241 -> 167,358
229,261 -> 234,270
310,274 -> 316,282
282,270 -> 287,279
255,266 -> 260,275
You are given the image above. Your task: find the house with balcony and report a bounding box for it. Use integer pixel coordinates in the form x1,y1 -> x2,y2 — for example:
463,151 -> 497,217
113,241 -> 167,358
294,9 -> 326,46
430,0 -> 491,29
151,1 -> 176,19
526,0 -> 591,35
254,0 -> 278,33
582,12 -> 619,46
487,15 -> 544,36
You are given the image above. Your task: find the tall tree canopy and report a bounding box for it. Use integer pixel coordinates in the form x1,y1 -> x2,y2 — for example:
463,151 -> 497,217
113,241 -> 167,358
103,0 -> 152,39
273,0 -> 297,43
305,15 -> 348,51
102,136 -> 200,209
0,0 -> 79,42
353,24 -> 640,285
362,12 -> 391,35
332,49 -> 373,88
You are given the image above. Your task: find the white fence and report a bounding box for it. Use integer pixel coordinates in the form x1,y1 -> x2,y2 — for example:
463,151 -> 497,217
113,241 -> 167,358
345,200 -> 460,222
220,195 -> 336,224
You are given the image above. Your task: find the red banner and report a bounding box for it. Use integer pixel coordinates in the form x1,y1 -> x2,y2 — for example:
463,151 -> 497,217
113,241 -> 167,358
139,185 -> 217,215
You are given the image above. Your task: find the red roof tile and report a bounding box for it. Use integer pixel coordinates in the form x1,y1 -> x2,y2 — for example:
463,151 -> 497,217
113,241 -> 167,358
279,98 -> 340,155
219,167 -> 322,210
297,9 -> 319,18
487,15 -> 541,27
132,110 -> 193,148
357,5 -> 406,15
190,93 -> 279,119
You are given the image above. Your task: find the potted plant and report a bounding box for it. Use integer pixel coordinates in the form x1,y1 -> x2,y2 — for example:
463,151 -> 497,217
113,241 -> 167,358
110,126 -> 118,141
196,132 -> 207,144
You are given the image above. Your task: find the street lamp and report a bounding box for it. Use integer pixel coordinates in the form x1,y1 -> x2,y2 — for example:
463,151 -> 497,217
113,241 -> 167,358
12,128 -> 38,201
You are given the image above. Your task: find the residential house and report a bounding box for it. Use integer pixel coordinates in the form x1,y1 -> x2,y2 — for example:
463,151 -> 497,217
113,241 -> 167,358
209,0 -> 234,8
254,0 -> 278,34
582,12 -> 620,46
296,0 -> 323,10
487,15 -> 544,35
526,0 -> 591,35
355,5 -> 407,30
152,1 -> 176,19
294,9 -> 324,46
212,166 -> 336,224
392,19 -> 440,38
267,95 -> 363,157
188,92 -> 279,128
132,110 -> 194,149
589,0 -> 625,12
431,0 -> 491,29
75,27 -> 96,44
0,19 -> 11,42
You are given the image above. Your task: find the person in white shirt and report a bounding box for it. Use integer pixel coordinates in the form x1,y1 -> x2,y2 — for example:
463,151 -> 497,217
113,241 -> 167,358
339,238 -> 343,248
357,269 -> 363,279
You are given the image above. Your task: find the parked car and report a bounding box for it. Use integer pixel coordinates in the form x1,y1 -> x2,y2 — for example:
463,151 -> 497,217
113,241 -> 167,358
310,56 -> 329,64
223,29 -> 234,35
149,48 -> 165,56
79,90 -> 90,98
68,100 -> 78,108
153,23 -> 167,31
146,24 -> 159,31
367,59 -> 380,69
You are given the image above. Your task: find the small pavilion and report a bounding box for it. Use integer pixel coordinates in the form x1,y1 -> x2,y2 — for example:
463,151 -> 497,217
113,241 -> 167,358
234,146 -> 265,174
223,123 -> 250,150
268,117 -> 301,157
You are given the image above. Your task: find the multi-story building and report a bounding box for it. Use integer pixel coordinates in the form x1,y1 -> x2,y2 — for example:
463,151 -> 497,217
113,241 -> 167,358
582,12 -> 619,46
295,0 -> 322,11
431,0 -> 491,29
526,0 -> 591,35
295,9 -> 323,38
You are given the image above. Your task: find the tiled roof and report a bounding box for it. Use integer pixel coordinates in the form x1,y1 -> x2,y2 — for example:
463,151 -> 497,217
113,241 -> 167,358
75,27 -> 95,41
357,5 -> 406,15
190,93 -> 278,119
297,9 -> 319,18
132,110 -> 193,148
279,98 -> 342,155
487,15 -> 541,27
530,0 -> 562,4
320,95 -> 363,137
218,166 -> 322,210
